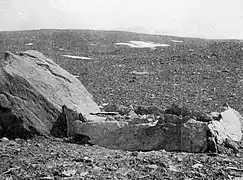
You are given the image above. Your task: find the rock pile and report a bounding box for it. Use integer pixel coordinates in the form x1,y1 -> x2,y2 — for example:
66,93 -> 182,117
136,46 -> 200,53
0,50 -> 242,154
75,103 -> 242,153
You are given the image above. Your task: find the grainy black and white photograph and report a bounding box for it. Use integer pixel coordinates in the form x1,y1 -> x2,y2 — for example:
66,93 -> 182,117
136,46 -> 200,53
0,0 -> 243,179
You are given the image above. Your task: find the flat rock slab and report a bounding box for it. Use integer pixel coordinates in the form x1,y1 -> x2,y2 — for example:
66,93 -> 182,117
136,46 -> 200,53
75,120 -> 128,140
0,50 -> 100,138
75,118 -> 208,153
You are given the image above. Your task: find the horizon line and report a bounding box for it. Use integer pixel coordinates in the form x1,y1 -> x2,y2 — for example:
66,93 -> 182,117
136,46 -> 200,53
0,28 -> 242,41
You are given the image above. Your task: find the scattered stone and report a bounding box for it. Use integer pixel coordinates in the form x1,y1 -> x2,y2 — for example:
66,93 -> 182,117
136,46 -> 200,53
1,167 -> 20,175
39,176 -> 54,180
131,151 -> 139,156
127,110 -> 138,119
146,164 -> 159,170
191,111 -> 212,122
210,112 -> 221,121
103,104 -> 132,116
187,49 -> 194,52
0,137 -> 9,142
79,171 -> 89,177
115,168 -> 131,176
168,165 -> 180,172
192,163 -> 204,169
130,71 -> 150,75
176,157 -> 183,162
134,105 -> 164,115
91,166 -> 102,174
165,104 -> 191,116
164,114 -> 183,124
61,169 -> 76,177
114,154 -> 123,158
164,104 -> 212,122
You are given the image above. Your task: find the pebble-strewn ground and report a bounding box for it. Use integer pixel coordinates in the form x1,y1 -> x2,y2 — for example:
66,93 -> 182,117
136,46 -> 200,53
1,30 -> 243,179
0,137 -> 243,180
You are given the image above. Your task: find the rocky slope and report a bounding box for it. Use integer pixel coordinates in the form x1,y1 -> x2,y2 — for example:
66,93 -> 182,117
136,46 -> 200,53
0,29 -> 243,179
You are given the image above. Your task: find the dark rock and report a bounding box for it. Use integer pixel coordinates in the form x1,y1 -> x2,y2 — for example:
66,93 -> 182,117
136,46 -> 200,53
103,104 -> 118,112
164,114 -> 182,124
157,114 -> 165,125
134,105 -> 165,115
128,118 -> 149,125
165,104 -> 191,117
207,137 -> 218,153
68,134 -> 92,145
191,111 -> 212,122
210,112 -> 221,121
62,105 -> 82,137
0,50 -> 100,138
165,104 -> 212,122
103,104 -> 132,116
224,138 -> 239,154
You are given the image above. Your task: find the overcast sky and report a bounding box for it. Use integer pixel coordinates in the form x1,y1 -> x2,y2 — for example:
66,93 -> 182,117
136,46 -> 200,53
0,0 -> 243,39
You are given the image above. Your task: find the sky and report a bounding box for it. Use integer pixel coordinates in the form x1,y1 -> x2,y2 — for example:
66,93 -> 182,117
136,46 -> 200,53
0,0 -> 243,39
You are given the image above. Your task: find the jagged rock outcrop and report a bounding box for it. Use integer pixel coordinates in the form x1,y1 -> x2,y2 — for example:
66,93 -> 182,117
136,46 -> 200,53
0,50 -> 100,138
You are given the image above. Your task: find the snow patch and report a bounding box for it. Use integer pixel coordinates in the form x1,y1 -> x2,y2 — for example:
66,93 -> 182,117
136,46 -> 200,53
116,41 -> 169,49
62,55 -> 92,60
25,43 -> 33,46
130,70 -> 150,75
171,40 -> 183,43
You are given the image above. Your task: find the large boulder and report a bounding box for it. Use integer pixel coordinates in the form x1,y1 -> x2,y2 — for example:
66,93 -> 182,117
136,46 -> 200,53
75,116 -> 208,152
0,50 -> 100,138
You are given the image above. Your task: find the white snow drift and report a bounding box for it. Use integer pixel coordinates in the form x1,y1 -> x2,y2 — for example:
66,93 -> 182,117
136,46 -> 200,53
25,43 -> 33,46
62,55 -> 92,60
171,40 -> 183,43
115,41 -> 169,48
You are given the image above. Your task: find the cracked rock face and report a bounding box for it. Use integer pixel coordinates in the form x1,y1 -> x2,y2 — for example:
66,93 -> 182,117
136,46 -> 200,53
0,50 -> 100,138
75,116 -> 208,153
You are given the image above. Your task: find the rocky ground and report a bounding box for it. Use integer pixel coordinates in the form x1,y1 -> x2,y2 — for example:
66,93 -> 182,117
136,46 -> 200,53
1,29 -> 243,179
1,137 -> 243,180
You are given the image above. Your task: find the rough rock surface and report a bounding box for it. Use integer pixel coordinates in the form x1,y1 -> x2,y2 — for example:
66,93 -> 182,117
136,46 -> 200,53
75,120 -> 128,140
76,116 -> 208,153
220,108 -> 242,141
0,50 -> 100,138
